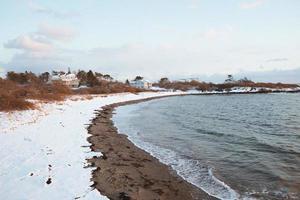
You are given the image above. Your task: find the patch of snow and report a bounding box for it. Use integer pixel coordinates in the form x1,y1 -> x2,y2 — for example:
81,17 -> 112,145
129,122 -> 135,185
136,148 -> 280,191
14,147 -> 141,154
150,86 -> 169,91
186,89 -> 203,94
159,86 -> 300,94
0,91 -> 184,200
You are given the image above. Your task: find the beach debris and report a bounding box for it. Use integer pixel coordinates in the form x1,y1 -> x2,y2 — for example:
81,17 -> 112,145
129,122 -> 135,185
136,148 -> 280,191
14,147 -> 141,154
46,177 -> 52,185
101,153 -> 108,160
119,192 -> 131,200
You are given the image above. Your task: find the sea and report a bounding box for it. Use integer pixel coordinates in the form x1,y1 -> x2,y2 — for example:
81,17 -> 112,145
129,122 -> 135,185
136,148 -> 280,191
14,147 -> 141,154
112,93 -> 300,200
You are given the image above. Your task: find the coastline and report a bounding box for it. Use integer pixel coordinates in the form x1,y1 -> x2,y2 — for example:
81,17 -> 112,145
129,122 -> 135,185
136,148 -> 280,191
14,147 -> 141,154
0,92 -> 184,199
2,91 -> 299,199
87,95 -> 218,200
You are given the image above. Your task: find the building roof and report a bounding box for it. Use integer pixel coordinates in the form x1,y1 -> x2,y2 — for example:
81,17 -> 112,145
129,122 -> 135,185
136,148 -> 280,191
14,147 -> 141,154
51,73 -> 78,81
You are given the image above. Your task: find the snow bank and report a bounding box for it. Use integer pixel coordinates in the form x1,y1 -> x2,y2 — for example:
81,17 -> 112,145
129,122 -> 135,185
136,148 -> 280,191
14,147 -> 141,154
0,92 -> 184,200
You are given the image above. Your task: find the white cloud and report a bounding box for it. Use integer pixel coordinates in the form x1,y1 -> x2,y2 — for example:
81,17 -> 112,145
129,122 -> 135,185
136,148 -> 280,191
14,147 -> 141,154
3,22 -> 77,72
202,26 -> 234,40
28,0 -> 79,19
2,25 -> 299,82
237,68 -> 300,83
240,0 -> 266,9
28,0 -> 49,13
3,40 -> 300,82
3,23 -> 76,61
37,23 -> 76,42
4,35 -> 53,52
187,0 -> 201,9
266,58 -> 288,62
3,47 -> 71,73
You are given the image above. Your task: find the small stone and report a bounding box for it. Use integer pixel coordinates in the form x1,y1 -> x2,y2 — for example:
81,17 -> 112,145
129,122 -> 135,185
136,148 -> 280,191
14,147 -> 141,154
119,192 -> 131,200
46,178 -> 52,185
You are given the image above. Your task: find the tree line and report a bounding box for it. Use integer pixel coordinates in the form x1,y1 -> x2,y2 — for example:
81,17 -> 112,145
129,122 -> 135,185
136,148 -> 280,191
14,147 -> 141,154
155,75 -> 299,91
5,70 -> 114,87
0,70 -> 143,112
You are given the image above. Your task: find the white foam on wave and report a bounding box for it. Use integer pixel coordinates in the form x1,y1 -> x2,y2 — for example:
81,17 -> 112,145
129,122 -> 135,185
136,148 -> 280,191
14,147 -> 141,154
113,106 -> 240,200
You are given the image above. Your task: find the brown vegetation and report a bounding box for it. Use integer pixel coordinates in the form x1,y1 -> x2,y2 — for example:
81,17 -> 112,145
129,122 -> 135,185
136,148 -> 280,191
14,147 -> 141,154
0,70 -> 144,112
1,71 -> 298,112
155,78 -> 299,92
0,77 -> 72,111
74,81 -> 144,95
0,79 -> 34,111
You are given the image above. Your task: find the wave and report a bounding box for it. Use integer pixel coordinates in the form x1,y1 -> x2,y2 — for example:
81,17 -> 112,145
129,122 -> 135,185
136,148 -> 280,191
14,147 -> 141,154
112,94 -> 300,200
189,127 -> 300,155
113,125 -> 240,200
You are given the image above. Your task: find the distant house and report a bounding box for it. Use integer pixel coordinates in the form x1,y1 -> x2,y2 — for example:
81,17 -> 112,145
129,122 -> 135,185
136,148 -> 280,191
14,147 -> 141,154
50,71 -> 79,88
130,79 -> 152,89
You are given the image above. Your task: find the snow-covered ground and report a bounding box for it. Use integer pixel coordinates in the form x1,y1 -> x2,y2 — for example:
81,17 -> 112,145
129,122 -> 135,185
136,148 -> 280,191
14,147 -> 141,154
229,86 -> 300,93
1,88 -> 299,199
0,92 -> 184,200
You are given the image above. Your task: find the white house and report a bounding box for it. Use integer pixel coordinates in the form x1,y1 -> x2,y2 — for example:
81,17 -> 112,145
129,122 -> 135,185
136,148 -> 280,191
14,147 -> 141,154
130,79 -> 152,89
51,72 -> 79,88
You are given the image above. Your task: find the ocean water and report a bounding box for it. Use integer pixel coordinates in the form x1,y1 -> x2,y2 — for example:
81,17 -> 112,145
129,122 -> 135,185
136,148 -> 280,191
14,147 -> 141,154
113,93 -> 300,200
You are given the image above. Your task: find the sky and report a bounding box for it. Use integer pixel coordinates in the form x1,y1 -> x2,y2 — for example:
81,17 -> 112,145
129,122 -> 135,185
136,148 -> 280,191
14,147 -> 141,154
0,0 -> 300,82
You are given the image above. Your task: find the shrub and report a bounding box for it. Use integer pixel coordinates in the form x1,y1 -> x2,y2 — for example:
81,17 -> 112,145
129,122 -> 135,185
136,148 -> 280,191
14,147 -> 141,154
0,79 -> 34,111
0,71 -> 144,111
155,79 -> 299,92
0,94 -> 34,111
0,78 -> 72,111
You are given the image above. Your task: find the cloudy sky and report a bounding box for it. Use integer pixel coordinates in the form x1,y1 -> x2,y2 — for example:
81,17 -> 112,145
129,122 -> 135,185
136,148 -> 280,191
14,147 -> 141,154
1,0 -> 300,82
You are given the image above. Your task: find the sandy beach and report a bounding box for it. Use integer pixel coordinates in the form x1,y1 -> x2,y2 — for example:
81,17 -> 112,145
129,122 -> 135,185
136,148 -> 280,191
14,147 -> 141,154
2,1 -> 300,198
87,96 -> 218,200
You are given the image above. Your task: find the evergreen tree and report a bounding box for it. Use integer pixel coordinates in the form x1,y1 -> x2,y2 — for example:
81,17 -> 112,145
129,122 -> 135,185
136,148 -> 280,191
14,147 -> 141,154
39,72 -> 50,83
159,77 -> 169,84
134,76 -> 143,81
86,70 -> 99,87
77,70 -> 87,86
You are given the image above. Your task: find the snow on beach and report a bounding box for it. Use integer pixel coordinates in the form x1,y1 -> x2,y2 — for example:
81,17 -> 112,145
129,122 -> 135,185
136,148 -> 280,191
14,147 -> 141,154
0,92 -> 184,200
1,88 -> 298,199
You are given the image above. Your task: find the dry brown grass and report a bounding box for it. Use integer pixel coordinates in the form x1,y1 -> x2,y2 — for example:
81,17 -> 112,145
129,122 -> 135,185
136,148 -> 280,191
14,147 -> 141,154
0,77 -> 144,112
2,73 -> 298,112
74,81 -> 144,95
0,78 -> 72,111
0,79 -> 35,111
0,95 -> 35,111
155,80 -> 299,92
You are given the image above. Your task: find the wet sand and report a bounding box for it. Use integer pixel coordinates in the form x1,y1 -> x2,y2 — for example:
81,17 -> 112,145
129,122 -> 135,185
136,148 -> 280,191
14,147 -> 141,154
87,95 -> 218,200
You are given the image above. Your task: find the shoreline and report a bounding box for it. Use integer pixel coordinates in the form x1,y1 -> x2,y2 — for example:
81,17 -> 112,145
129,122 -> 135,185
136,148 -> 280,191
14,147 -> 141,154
2,91 -> 298,199
0,92 -> 184,199
87,95 -> 218,200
